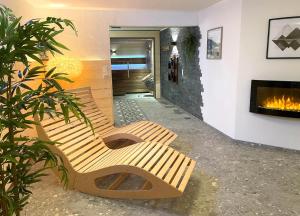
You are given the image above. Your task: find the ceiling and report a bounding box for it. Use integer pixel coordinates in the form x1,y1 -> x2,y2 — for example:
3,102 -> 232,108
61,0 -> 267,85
26,0 -> 221,11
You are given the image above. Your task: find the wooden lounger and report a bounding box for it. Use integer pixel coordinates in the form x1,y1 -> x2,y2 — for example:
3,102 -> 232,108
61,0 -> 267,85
69,87 -> 178,146
35,115 -> 196,199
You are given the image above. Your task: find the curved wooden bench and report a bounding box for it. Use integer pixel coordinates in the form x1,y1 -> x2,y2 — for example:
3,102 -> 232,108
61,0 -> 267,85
69,87 -> 178,146
35,115 -> 196,199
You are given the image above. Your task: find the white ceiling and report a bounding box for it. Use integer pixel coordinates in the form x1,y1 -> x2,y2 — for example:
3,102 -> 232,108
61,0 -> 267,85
26,0 -> 221,11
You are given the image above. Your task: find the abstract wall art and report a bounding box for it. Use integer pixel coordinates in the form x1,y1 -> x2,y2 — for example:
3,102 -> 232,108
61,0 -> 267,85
207,27 -> 223,60
168,55 -> 179,83
267,16 -> 300,59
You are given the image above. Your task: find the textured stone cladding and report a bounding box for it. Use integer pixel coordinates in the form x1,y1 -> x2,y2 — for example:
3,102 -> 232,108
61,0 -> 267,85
160,27 -> 203,119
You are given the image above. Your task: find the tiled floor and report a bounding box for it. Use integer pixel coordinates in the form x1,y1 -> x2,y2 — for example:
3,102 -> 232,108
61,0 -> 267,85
113,94 -> 149,126
24,95 -> 300,216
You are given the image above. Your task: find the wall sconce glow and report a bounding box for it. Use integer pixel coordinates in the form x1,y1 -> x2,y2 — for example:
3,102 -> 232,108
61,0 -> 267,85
110,49 -> 117,56
170,28 -> 179,42
172,46 -> 179,56
47,56 -> 82,79
48,3 -> 66,8
170,28 -> 179,56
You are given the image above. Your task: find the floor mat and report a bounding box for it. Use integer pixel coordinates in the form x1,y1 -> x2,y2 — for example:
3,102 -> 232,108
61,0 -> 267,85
114,99 -> 148,126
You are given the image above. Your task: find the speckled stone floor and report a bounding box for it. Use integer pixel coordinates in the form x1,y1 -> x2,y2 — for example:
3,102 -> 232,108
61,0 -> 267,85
24,94 -> 300,216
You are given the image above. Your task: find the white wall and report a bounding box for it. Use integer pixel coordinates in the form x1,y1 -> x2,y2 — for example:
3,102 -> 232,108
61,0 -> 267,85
199,0 -> 300,150
198,0 -> 242,138
235,0 -> 300,150
1,0 -> 34,17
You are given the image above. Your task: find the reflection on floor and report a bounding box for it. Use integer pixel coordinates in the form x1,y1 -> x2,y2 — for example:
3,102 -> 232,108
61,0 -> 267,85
24,95 -> 300,216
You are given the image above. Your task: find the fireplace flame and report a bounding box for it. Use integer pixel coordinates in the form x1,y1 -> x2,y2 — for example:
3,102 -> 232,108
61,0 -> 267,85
263,95 -> 300,112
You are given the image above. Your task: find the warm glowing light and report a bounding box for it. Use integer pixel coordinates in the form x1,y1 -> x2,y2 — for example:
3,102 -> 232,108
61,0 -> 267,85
47,56 -> 82,79
170,29 -> 179,56
48,3 -> 66,8
172,46 -> 179,56
110,49 -> 117,56
171,28 -> 179,42
262,95 -> 300,112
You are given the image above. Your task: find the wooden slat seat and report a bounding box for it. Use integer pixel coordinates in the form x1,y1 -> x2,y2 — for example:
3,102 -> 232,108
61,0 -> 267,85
34,91 -> 196,199
68,87 -> 178,146
35,116 -> 196,198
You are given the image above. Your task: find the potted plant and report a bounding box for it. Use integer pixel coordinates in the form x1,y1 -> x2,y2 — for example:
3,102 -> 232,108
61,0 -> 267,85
182,31 -> 199,62
0,5 -> 91,216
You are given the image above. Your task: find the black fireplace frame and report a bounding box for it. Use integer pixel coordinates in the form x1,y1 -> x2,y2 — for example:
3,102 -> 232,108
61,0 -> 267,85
250,80 -> 300,118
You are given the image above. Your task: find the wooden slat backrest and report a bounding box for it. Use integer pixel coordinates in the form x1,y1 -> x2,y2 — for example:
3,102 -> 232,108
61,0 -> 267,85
37,87 -> 114,173
40,110 -> 110,172
67,87 -> 114,134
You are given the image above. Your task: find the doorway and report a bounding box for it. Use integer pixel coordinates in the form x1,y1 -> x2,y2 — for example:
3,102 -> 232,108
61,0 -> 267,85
110,38 -> 155,97
109,28 -> 162,99
109,28 -> 162,126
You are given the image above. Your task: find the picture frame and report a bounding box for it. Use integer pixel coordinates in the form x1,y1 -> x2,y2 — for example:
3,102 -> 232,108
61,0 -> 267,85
168,55 -> 179,84
207,27 -> 223,60
267,16 -> 300,59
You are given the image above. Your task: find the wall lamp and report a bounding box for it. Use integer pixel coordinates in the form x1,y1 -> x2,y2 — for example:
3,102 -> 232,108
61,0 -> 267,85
170,41 -> 179,56
170,41 -> 177,46
110,49 -> 117,55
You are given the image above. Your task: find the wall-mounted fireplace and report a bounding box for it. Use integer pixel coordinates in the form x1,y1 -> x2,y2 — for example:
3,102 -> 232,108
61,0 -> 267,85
250,80 -> 300,118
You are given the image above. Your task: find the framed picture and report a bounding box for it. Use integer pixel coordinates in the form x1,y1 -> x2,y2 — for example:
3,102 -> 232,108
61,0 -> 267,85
267,16 -> 300,59
207,27 -> 223,60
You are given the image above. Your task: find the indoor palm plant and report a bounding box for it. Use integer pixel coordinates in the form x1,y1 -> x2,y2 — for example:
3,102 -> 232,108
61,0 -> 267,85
0,5 -> 91,216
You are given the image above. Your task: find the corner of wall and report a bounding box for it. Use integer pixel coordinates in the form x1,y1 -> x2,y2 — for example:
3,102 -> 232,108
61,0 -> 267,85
197,0 -> 243,139
232,0 -> 244,139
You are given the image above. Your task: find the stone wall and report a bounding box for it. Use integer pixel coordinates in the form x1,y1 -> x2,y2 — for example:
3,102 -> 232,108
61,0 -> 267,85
160,27 -> 203,119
